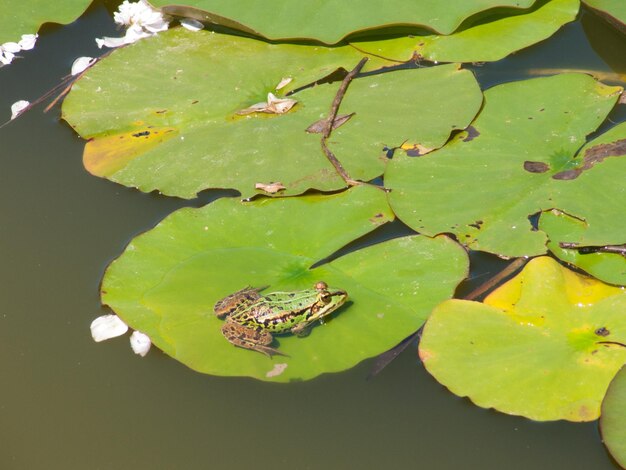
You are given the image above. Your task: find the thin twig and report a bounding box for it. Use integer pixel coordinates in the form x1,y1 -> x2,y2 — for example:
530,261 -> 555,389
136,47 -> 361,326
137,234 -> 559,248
320,57 -> 368,186
559,242 -> 626,257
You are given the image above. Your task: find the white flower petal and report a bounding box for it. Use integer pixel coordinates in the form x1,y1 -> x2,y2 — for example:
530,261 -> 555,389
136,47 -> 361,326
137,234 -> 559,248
90,314 -> 129,342
18,34 -> 37,50
0,50 -> 14,65
95,36 -> 128,49
2,42 -> 21,53
10,100 -> 29,119
71,56 -> 96,75
130,331 -> 151,356
180,18 -> 203,31
143,18 -> 169,33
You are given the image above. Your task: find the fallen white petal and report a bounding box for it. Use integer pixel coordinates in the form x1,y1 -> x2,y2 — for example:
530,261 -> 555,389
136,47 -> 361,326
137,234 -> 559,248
90,314 -> 129,342
18,34 -> 38,50
2,42 -> 21,53
10,100 -> 29,119
0,50 -> 15,65
71,56 -> 96,75
130,330 -> 151,356
95,36 -> 128,49
275,77 -> 292,90
180,18 -> 204,31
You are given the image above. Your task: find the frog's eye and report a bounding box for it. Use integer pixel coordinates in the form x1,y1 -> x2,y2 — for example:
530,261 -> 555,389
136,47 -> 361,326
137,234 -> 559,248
320,291 -> 332,303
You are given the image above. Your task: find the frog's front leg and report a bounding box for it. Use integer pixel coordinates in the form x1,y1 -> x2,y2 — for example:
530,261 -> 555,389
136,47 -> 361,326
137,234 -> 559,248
221,321 -> 287,357
290,321 -> 315,338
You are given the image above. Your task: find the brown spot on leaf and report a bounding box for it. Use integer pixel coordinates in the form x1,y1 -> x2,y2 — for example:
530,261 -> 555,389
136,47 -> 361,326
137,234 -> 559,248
552,169 -> 582,180
581,139 -> 626,169
595,327 -> 610,337
468,220 -> 483,230
524,161 -> 550,173
369,213 -> 387,225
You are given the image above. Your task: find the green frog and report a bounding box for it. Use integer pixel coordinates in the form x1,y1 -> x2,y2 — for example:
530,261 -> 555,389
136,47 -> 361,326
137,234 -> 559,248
214,281 -> 348,357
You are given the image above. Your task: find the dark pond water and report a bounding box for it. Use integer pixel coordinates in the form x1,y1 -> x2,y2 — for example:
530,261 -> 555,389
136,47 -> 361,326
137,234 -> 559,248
1,3 -> 625,468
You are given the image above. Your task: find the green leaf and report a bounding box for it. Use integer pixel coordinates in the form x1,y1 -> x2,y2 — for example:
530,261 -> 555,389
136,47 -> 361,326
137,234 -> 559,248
419,256 -> 626,421
101,186 -> 469,382
601,365 -> 626,468
352,0 -> 579,63
0,0 -> 90,44
153,0 -> 538,44
583,0 -> 626,33
541,210 -> 626,286
62,29 -> 482,198
386,73 -> 623,257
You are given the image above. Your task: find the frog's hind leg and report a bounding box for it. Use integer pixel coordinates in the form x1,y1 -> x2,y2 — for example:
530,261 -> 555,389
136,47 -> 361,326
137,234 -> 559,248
214,287 -> 262,319
221,322 -> 288,357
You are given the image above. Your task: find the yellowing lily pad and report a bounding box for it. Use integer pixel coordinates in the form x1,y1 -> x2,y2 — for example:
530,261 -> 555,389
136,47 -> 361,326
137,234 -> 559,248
62,28 -> 482,198
601,365 -> 626,468
419,256 -> 626,421
152,0 -> 538,44
101,186 -> 469,382
386,73 -> 624,257
352,0 -> 579,63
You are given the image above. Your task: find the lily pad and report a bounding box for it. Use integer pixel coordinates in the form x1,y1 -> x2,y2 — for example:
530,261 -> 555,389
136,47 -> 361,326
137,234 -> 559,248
386,73 -> 624,257
352,0 -> 579,63
101,186 -> 469,381
601,365 -> 626,468
419,256 -> 626,421
62,28 -> 482,198
541,210 -> 626,286
583,0 -> 626,34
0,0 -> 90,45
153,0 -> 538,44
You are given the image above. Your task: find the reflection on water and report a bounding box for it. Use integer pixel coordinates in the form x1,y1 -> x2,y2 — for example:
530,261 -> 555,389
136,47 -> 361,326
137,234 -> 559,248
0,3 -> 623,468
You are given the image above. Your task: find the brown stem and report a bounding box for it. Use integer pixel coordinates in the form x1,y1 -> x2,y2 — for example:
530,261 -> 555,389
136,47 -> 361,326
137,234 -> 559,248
559,242 -> 626,256
463,257 -> 528,301
320,57 -> 369,186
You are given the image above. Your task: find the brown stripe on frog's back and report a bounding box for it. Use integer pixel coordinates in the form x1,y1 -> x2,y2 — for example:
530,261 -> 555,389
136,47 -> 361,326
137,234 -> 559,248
213,286 -> 261,318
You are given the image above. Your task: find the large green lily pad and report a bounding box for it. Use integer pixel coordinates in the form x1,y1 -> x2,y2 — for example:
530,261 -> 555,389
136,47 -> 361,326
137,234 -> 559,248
601,365 -> 626,468
419,256 -> 626,421
352,0 -> 578,63
0,0 -> 90,45
386,73 -> 625,257
583,0 -> 626,34
62,28 -> 482,198
102,186 -> 469,382
153,0 -> 538,44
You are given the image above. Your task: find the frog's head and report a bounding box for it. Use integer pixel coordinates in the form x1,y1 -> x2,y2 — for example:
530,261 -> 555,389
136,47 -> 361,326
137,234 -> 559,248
312,281 -> 348,318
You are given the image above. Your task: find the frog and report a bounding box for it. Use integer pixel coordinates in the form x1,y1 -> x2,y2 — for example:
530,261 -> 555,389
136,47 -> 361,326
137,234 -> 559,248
214,281 -> 348,357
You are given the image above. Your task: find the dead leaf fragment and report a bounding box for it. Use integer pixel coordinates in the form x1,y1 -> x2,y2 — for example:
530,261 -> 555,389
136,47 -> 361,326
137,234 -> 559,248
306,113 -> 355,133
523,161 -> 550,173
275,77 -> 292,90
236,93 -> 297,115
255,181 -> 286,193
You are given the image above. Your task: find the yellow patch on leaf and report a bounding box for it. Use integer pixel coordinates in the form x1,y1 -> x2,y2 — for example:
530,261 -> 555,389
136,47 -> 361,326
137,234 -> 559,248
83,127 -> 178,177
